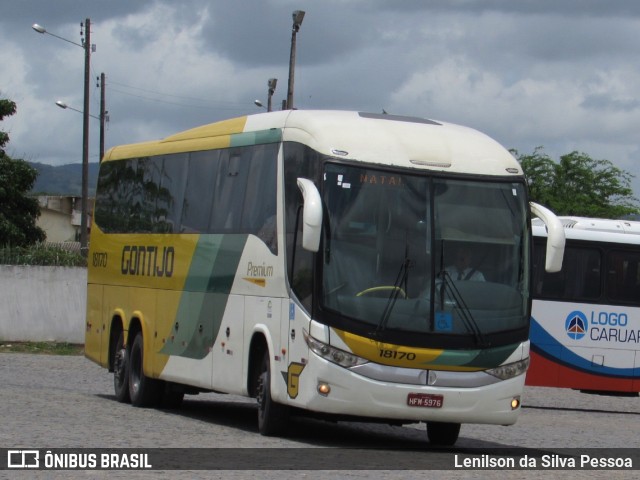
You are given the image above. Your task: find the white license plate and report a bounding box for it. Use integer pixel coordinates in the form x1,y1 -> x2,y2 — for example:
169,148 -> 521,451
407,393 -> 443,408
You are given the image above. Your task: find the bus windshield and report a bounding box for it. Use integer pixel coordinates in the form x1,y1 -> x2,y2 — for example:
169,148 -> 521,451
321,162 -> 530,343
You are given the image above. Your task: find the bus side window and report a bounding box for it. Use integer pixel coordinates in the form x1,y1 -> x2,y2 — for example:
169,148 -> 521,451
582,255 -> 601,298
284,142 -> 322,312
607,250 -> 640,303
181,151 -> 218,233
292,210 -> 313,311
540,271 -> 565,298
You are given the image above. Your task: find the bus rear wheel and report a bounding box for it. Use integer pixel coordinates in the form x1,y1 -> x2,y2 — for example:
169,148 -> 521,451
256,351 -> 289,436
426,421 -> 461,446
113,330 -> 130,403
128,332 -> 160,407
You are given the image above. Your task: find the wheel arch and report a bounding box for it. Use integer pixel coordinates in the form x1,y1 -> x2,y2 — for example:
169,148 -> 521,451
107,314 -> 125,372
247,326 -> 273,398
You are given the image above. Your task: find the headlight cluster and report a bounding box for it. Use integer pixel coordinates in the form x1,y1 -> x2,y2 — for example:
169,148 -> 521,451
486,358 -> 530,380
303,330 -> 368,368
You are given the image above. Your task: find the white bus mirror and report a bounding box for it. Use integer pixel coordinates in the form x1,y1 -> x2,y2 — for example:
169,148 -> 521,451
530,202 -> 565,273
297,178 -> 323,252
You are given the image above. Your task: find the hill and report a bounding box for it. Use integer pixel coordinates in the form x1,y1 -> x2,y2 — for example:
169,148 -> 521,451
29,162 -> 100,197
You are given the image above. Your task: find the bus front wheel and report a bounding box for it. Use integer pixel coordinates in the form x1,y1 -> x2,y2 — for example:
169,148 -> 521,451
113,330 -> 130,403
128,332 -> 160,407
256,351 -> 289,436
426,421 -> 461,446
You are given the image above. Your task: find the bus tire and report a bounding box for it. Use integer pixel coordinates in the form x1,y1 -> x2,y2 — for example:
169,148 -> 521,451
257,351 -> 289,436
128,332 -> 160,407
427,421 -> 461,446
113,330 -> 130,403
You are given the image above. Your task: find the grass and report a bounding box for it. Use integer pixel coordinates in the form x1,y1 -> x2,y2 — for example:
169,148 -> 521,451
0,243 -> 86,267
0,341 -> 84,355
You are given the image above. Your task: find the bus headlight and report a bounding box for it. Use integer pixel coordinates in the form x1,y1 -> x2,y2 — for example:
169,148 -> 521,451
486,358 -> 530,380
303,330 -> 369,368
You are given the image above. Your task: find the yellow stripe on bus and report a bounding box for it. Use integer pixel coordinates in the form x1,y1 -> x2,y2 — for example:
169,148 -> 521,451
103,116 -> 249,162
334,329 -> 445,367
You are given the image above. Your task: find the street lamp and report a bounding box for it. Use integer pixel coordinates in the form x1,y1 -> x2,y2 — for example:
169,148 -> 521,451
55,98 -> 108,162
32,23 -> 83,48
33,19 -> 93,255
286,10 -> 305,110
255,78 -> 278,112
55,100 -> 98,118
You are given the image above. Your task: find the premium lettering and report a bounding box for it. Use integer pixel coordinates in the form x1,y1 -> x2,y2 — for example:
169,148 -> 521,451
246,261 -> 273,277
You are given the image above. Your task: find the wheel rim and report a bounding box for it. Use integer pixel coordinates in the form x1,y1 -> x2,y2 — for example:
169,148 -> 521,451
257,371 -> 267,415
114,348 -> 126,388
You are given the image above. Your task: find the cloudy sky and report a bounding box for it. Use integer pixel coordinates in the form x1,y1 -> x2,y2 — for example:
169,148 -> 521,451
2,0 -> 640,194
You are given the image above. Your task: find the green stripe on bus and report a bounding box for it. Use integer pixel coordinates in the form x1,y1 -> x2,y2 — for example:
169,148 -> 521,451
161,234 -> 248,359
426,343 -> 519,369
230,129 -> 282,147
465,342 -> 520,368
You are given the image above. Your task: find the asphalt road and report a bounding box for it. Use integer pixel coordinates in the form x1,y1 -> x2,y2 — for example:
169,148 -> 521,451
1,353 -> 638,479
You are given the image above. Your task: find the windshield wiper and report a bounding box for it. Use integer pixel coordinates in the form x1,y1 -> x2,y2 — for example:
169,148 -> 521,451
438,270 -> 488,347
371,257 -> 411,337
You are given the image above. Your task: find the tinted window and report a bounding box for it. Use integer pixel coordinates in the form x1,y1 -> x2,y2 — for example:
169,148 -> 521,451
533,241 -> 601,300
94,143 -> 279,252
606,250 -> 640,303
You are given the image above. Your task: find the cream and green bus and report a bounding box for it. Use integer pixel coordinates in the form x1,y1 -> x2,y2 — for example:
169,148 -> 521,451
85,110 -> 564,446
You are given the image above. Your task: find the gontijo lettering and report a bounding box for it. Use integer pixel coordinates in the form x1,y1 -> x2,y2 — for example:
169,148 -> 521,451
121,245 -> 174,277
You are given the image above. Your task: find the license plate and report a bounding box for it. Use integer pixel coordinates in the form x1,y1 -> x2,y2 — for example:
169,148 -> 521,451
407,393 -> 443,408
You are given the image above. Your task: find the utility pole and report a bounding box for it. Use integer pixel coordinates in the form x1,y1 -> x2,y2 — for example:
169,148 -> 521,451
286,10 -> 305,110
80,18 -> 91,255
98,72 -> 106,161
32,17 -> 94,254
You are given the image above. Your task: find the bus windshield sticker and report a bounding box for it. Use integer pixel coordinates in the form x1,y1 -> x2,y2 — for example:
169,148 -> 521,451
435,312 -> 453,332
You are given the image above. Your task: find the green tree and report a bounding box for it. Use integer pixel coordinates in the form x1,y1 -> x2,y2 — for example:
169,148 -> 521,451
0,97 -> 46,246
512,147 -> 639,218
0,98 -> 16,155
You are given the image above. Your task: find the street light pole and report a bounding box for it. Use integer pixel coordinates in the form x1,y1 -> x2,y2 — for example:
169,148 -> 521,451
33,18 -> 93,255
80,18 -> 91,254
98,72 -> 106,162
286,10 -> 305,110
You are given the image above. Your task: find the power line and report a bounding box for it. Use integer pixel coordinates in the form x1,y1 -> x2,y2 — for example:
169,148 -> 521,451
107,80 -> 247,110
108,80 -> 217,103
107,87 -> 247,111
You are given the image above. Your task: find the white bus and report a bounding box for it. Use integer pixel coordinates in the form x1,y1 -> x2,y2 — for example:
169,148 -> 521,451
85,110 -> 564,446
530,217 -> 640,395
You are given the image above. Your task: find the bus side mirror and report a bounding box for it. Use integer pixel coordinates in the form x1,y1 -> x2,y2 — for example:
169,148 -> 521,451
530,202 -> 565,273
297,178 -> 322,252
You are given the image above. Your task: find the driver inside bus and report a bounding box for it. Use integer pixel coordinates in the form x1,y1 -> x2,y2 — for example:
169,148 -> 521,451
446,246 -> 485,281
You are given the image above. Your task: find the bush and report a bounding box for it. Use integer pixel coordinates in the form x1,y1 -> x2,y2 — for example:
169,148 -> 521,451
0,243 -> 86,267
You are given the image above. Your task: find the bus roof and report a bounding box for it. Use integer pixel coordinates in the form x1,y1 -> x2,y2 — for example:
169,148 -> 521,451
532,216 -> 640,244
103,110 -> 521,177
